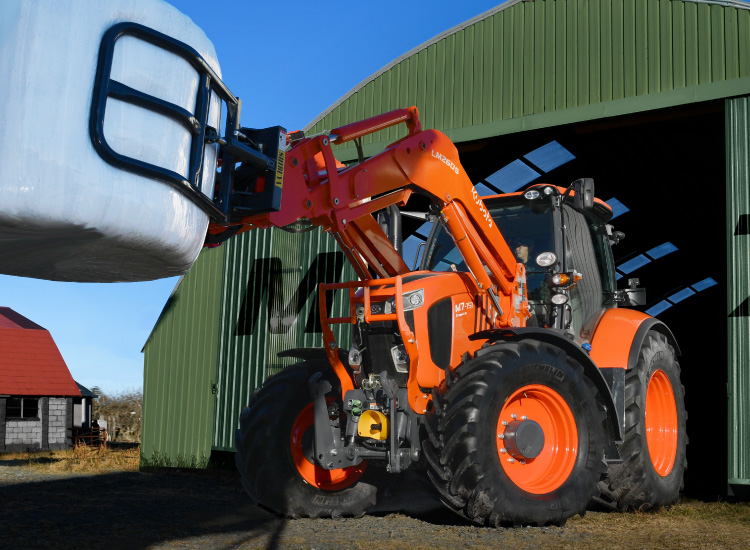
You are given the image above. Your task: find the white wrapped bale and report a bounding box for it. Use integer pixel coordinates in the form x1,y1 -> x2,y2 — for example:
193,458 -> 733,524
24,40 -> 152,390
0,0 -> 222,282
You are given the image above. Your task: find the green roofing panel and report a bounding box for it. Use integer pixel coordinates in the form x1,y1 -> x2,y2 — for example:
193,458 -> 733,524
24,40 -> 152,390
307,0 -> 750,161
141,245 -> 225,468
727,95 -> 750,488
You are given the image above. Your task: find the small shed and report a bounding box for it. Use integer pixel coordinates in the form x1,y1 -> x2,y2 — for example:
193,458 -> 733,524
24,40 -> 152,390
0,307 -> 81,451
74,382 -> 97,430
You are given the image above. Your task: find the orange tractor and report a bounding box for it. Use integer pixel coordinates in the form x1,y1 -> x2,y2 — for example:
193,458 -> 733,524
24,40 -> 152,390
204,106 -> 686,526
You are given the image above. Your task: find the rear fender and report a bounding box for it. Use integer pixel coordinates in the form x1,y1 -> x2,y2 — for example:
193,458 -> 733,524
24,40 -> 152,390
470,328 -> 623,443
587,308 -> 680,438
588,308 -> 681,370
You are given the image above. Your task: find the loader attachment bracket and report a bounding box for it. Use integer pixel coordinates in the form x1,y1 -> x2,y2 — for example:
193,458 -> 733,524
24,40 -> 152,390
90,22 -> 285,224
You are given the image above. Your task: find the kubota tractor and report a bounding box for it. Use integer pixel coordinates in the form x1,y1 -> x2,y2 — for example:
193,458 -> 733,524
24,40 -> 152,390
204,107 -> 686,526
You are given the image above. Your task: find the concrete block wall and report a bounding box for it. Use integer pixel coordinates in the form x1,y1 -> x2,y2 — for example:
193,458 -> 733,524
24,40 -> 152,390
48,397 -> 69,449
2,397 -> 72,451
4,418 -> 42,450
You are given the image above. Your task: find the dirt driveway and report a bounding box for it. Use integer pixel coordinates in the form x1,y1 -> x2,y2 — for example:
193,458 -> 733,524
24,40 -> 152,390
2,462 -> 750,550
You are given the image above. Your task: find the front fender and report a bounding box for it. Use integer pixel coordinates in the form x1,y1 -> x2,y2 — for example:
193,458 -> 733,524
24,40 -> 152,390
470,327 -> 623,442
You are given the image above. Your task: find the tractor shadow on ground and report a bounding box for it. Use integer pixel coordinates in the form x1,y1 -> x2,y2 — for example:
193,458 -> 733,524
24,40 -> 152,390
0,469 -> 282,550
367,469 -> 468,526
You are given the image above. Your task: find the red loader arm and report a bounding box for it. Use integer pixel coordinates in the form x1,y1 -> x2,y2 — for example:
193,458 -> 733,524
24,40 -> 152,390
207,107 -> 529,328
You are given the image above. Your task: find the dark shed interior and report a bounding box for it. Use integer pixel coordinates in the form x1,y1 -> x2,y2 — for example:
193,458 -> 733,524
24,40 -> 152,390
451,101 -> 727,498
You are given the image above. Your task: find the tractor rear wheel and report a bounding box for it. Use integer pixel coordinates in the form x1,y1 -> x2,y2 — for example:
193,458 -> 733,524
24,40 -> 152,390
424,340 -> 607,526
596,331 -> 687,510
235,360 -> 377,518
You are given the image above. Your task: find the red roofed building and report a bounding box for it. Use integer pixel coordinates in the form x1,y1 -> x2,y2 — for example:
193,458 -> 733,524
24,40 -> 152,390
0,307 -> 83,451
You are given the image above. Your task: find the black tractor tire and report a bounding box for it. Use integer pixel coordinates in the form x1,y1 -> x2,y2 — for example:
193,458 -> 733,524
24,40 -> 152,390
424,340 -> 608,526
596,330 -> 687,511
235,360 -> 378,518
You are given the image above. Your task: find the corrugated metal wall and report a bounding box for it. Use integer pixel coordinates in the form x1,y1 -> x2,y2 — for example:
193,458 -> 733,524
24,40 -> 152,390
727,95 -> 750,487
212,227 -> 354,451
141,245 -> 225,466
308,0 -> 750,160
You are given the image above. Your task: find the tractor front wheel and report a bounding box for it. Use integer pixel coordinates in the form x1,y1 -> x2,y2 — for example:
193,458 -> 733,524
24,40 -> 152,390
424,340 -> 607,526
235,360 -> 377,518
596,330 -> 687,510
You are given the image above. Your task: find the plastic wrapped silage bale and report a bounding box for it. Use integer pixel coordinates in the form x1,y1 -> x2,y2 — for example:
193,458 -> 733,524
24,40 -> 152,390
0,0 -> 222,282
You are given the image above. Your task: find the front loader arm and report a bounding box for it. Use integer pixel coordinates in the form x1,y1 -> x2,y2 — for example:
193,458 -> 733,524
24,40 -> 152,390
207,107 -> 528,327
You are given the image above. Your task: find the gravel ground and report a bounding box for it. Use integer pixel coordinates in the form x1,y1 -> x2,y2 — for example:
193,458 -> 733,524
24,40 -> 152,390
2,462 -> 749,550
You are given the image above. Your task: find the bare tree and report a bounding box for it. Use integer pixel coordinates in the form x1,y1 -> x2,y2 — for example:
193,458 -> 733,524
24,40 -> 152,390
93,388 -> 142,442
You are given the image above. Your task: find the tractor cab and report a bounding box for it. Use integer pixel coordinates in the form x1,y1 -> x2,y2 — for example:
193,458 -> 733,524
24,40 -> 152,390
421,179 -> 620,337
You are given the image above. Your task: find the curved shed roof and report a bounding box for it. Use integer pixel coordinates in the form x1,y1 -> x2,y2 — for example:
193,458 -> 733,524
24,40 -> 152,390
306,0 -> 750,161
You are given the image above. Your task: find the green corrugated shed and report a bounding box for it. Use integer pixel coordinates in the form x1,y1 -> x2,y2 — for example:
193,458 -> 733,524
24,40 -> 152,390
144,0 -> 750,483
142,246 -> 225,467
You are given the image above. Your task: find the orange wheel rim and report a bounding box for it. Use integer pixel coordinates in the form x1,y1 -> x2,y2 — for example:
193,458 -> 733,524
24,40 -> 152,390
496,384 -> 578,494
645,370 -> 678,476
290,401 -> 366,490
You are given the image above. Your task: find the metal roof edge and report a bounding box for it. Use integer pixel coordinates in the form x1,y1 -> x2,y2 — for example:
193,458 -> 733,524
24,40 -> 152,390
76,381 -> 97,398
685,0 -> 750,9
141,275 -> 185,352
304,0 -> 750,133
303,0 -> 525,132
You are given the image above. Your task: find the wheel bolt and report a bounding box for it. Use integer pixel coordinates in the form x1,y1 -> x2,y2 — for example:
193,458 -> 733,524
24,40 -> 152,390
498,434 -> 505,440
511,414 -> 517,419
521,415 -> 528,421
508,458 -> 515,464
520,459 -> 526,465
502,420 -> 509,426
500,448 -> 507,454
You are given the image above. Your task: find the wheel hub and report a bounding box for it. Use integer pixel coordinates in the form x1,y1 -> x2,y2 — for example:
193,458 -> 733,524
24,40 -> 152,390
496,384 -> 579,494
503,419 -> 545,459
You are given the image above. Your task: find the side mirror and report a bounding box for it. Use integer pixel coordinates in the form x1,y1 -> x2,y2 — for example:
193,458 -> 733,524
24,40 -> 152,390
616,278 -> 646,307
606,224 -> 625,245
571,178 -> 595,210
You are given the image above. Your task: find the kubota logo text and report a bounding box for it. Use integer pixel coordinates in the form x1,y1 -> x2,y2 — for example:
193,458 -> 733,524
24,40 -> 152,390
432,150 -> 460,175
472,187 -> 494,229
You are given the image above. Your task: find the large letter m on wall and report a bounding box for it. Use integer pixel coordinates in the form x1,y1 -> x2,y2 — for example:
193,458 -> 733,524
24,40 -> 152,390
234,252 -> 346,336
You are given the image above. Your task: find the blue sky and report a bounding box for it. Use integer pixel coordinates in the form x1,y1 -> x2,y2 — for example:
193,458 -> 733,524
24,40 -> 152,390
1,0 -> 505,393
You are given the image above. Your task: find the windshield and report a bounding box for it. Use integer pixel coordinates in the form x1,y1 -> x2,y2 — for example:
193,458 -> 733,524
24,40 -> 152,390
421,196 -> 555,325
419,193 -> 616,333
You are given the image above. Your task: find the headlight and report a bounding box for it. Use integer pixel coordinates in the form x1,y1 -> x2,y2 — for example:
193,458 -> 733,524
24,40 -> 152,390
407,291 -> 423,307
348,347 -> 362,366
550,271 -> 582,287
524,189 -> 540,200
536,252 -> 557,267
551,293 -> 568,305
384,289 -> 425,313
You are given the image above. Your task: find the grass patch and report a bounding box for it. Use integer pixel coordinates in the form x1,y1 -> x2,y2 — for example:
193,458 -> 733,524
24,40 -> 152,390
140,450 -> 210,470
0,445 -> 139,474
560,498 -> 750,550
